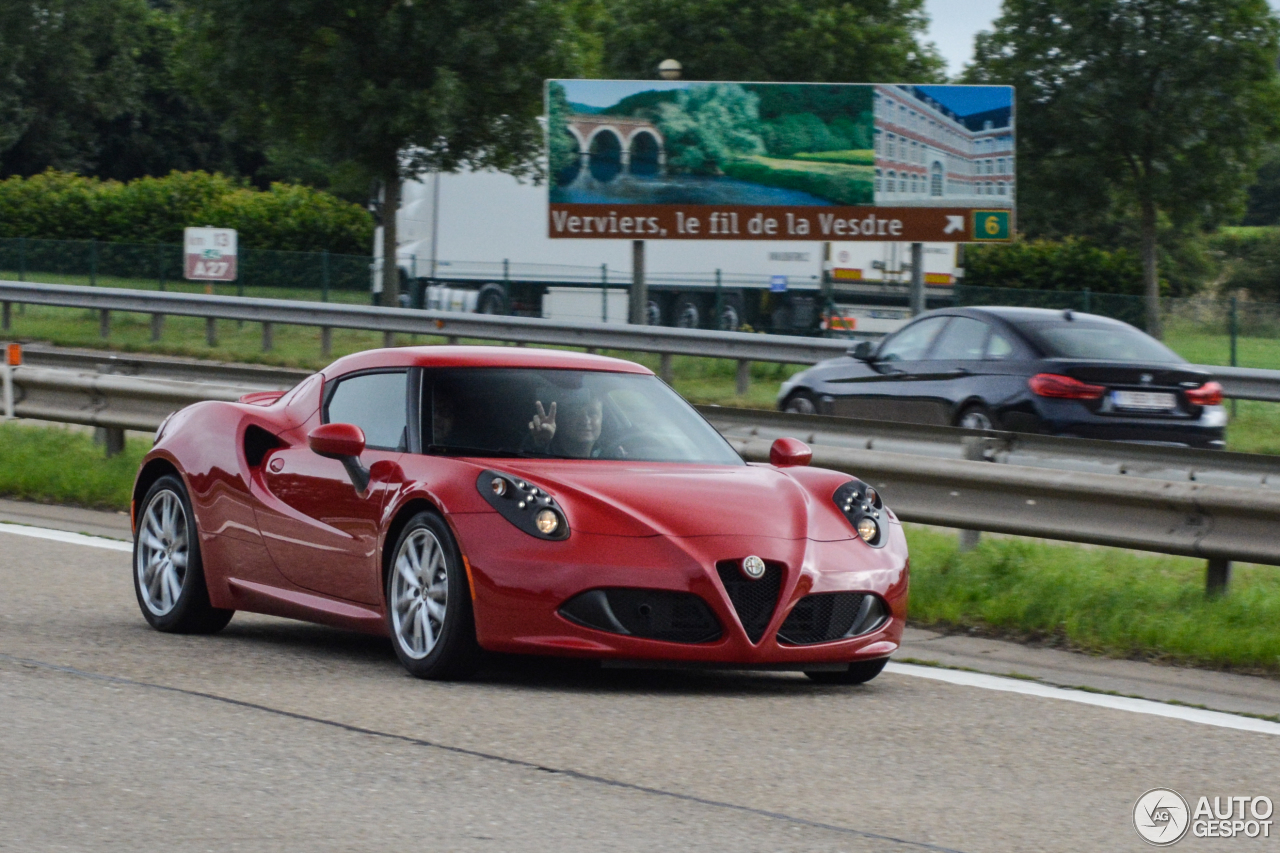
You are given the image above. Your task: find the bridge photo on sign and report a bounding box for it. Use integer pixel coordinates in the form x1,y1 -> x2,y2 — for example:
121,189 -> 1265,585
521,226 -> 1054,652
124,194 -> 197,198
546,80 -> 1014,242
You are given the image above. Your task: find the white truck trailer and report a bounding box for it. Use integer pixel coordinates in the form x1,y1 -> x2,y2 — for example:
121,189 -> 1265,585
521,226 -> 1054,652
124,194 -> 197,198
374,169 -> 960,335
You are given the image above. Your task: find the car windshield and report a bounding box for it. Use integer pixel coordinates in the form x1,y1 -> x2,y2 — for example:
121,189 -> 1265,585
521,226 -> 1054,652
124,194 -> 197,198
1023,321 -> 1184,363
423,368 -> 744,465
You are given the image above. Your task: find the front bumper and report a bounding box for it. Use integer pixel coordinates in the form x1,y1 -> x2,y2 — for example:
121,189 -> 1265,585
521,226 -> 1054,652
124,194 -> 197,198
451,513 -> 909,666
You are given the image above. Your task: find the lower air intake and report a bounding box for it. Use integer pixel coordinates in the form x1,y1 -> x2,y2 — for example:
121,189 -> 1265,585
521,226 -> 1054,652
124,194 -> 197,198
715,560 -> 784,644
559,589 -> 722,644
776,593 -> 888,645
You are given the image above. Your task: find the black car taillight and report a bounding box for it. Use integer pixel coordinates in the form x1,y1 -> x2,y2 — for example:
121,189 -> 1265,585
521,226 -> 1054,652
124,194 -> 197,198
1185,381 -> 1223,406
1028,373 -> 1105,400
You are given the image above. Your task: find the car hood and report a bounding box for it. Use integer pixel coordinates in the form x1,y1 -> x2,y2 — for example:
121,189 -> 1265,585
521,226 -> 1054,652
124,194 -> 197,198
487,460 -> 856,541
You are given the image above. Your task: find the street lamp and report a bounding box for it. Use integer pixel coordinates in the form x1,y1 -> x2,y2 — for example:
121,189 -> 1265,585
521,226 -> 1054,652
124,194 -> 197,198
657,59 -> 682,80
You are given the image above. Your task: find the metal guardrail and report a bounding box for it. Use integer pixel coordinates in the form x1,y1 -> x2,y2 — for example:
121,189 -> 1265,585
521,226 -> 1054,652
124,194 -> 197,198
0,280 -> 850,365
728,437 -> 1280,567
699,407 -> 1280,488
3,279 -> 1279,401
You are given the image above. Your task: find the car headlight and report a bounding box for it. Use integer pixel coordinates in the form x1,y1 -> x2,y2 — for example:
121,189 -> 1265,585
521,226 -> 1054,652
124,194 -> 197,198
833,479 -> 886,547
477,470 -> 570,540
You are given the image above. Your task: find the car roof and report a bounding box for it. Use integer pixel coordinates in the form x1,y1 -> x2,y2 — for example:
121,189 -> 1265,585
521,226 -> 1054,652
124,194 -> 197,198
322,346 -> 654,378
946,306 -> 1130,327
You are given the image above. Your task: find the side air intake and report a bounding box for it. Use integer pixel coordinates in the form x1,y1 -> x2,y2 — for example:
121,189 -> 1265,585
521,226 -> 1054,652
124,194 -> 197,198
776,593 -> 889,646
559,589 -> 722,644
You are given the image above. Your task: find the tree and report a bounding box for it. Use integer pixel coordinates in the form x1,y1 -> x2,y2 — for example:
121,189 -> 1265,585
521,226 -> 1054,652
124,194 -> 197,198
656,84 -> 765,174
601,0 -> 944,83
183,0 -> 588,306
967,0 -> 1280,336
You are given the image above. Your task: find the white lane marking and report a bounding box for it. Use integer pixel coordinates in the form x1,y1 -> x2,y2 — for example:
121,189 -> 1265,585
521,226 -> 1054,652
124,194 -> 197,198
0,522 -> 132,552
1,521 -> 1276,735
887,662 -> 1280,736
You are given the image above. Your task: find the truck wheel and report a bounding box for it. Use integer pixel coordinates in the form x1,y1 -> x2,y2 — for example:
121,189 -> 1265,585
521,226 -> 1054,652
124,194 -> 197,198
477,284 -> 507,315
716,294 -> 746,331
646,297 -> 665,326
673,294 -> 703,329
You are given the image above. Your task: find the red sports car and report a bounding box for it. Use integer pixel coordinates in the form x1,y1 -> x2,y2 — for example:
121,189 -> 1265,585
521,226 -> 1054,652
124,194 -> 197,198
131,346 -> 908,683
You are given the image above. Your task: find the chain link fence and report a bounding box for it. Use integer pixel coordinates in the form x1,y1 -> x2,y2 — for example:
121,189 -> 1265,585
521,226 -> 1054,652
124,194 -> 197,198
0,237 -> 373,296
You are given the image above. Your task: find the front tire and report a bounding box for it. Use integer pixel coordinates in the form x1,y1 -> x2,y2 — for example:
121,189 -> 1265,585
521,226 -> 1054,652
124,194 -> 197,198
782,391 -> 818,415
957,403 -> 998,431
805,657 -> 888,685
133,474 -> 234,634
386,512 -> 480,680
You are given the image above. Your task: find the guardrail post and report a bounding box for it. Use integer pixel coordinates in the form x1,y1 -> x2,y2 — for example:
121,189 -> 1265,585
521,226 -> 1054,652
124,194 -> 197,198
660,353 -> 673,384
735,360 -> 750,396
1,351 -> 12,421
958,437 -> 986,551
150,313 -> 163,342
99,309 -> 110,338
94,427 -> 125,458
320,327 -> 332,356
206,317 -> 217,347
446,336 -> 459,345
1206,558 -> 1231,597
262,322 -> 273,352
383,331 -> 394,348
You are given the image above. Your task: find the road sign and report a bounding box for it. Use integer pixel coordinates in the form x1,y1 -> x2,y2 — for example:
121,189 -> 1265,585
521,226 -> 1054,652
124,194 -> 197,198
547,80 -> 1014,243
770,275 -> 788,292
971,210 -> 1011,241
184,227 -> 238,281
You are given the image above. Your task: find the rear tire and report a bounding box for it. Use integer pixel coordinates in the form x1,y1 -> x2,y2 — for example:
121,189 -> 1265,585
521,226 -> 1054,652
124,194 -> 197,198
477,283 -> 507,315
133,475 -> 234,634
805,657 -> 888,685
386,512 -> 481,680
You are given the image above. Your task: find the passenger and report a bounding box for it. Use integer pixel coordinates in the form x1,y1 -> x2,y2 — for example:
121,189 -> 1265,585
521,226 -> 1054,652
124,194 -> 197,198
525,389 -> 604,458
431,389 -> 457,446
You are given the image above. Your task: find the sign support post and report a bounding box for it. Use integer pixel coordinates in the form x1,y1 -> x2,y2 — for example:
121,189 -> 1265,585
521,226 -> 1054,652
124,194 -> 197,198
630,240 -> 647,325
909,242 -> 926,316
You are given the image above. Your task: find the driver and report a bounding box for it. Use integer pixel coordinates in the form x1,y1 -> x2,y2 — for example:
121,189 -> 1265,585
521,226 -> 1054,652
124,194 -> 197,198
525,389 -> 604,458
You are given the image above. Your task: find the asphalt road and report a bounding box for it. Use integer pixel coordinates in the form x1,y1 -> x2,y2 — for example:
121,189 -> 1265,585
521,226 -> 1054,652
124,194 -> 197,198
1,529 -> 1277,852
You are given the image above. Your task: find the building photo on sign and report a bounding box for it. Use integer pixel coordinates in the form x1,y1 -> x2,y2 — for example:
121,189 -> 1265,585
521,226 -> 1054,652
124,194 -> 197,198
547,79 -> 1014,242
184,227 -> 238,282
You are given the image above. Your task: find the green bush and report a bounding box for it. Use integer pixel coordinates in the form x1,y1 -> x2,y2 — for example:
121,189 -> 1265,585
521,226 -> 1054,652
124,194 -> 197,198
0,170 -> 374,254
965,237 -> 1147,295
1210,226 -> 1280,302
723,158 -> 872,205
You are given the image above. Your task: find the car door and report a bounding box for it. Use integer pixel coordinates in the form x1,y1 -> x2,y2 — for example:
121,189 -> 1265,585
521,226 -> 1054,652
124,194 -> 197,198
827,315 -> 951,421
255,369 -> 413,605
905,315 -> 996,425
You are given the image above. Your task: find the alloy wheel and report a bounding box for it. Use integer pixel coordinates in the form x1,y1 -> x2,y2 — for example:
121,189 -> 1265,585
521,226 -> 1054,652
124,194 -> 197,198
389,528 -> 449,660
136,490 -> 189,617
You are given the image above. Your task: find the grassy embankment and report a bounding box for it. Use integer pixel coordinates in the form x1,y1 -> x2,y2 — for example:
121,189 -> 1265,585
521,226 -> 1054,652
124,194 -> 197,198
2,419 -> 1277,676
722,155 -> 874,205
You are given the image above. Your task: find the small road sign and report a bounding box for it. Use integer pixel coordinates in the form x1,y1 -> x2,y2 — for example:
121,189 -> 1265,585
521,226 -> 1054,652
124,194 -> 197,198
184,227 -> 238,281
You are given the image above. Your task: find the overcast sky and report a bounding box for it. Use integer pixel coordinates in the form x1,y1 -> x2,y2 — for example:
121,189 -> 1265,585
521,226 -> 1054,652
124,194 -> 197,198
925,0 -> 1280,77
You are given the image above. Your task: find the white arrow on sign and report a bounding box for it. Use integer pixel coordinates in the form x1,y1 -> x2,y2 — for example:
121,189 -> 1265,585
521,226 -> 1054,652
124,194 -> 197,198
944,215 -> 965,235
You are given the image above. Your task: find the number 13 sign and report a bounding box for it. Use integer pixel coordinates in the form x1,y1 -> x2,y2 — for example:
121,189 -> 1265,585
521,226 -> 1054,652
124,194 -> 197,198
184,227 -> 238,282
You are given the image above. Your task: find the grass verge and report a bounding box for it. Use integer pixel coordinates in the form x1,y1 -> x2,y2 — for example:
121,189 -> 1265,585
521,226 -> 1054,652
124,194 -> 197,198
905,525 -> 1280,676
0,422 -> 149,509
722,156 -> 874,205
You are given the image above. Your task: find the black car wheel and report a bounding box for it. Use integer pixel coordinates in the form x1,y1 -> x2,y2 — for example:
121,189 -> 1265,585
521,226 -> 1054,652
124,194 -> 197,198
805,657 -> 888,685
477,284 -> 507,315
133,475 -> 235,634
957,404 -> 998,431
783,392 -> 818,415
386,511 -> 481,680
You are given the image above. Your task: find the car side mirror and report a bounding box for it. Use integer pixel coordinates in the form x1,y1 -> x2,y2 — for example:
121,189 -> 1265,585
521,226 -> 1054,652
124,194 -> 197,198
770,437 -> 812,468
848,340 -> 874,361
308,423 -> 370,492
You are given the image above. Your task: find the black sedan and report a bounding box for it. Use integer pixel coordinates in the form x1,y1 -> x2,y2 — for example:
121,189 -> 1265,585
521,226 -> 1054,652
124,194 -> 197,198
778,307 -> 1227,448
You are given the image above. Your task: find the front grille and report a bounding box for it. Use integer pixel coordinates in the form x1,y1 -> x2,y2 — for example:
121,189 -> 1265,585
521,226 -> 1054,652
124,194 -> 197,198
559,589 -> 722,644
777,593 -> 888,645
715,560 -> 784,644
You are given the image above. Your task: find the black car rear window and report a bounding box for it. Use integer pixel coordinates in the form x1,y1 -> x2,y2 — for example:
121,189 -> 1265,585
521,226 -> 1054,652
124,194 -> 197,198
1023,321 -> 1183,363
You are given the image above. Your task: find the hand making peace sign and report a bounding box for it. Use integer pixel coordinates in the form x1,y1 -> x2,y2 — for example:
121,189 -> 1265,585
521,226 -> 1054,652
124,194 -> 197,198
528,400 -> 557,448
